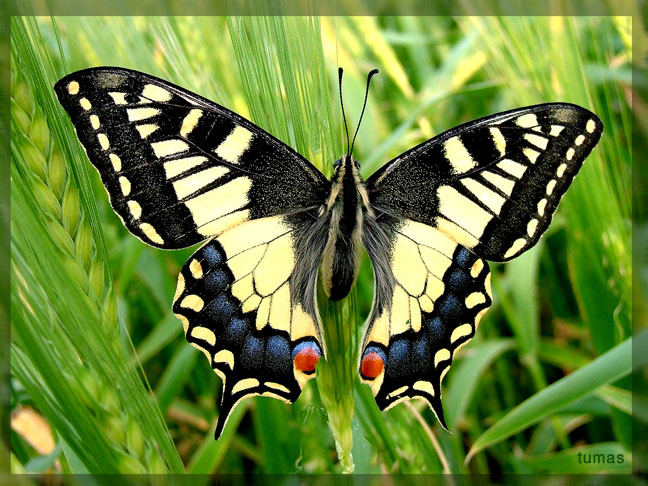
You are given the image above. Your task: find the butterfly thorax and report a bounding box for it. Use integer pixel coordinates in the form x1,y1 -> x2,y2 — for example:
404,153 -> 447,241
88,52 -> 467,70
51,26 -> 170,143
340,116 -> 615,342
320,155 -> 371,301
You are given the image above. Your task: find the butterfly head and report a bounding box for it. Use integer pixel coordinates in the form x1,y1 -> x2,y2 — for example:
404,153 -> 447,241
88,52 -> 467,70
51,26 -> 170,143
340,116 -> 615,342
332,154 -> 360,180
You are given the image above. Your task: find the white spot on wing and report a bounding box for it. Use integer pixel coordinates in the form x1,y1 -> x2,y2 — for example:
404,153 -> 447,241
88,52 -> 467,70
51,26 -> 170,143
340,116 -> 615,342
504,238 -> 526,258
164,156 -> 208,179
497,159 -> 527,178
173,166 -> 230,199
265,382 -> 291,394
413,381 -> 435,396
443,136 -> 475,173
566,148 -> 575,160
189,259 -> 203,279
450,323 -> 473,344
119,176 -> 131,196
516,113 -> 538,128
127,107 -> 161,122
98,133 -> 110,150
586,119 -> 596,133
109,154 -> 122,171
136,124 -> 158,138
109,92 -> 128,105
524,133 -> 548,150
142,84 -> 173,102
90,115 -> 100,129
181,294 -> 204,312
470,259 -> 484,278
523,148 -> 540,164
152,139 -> 189,158
232,378 -> 260,395
527,219 -> 538,237
575,134 -> 585,146
127,200 -> 142,220
140,223 -> 164,245
465,292 -> 486,309
489,127 -> 506,156
80,98 -> 91,110
550,125 -> 564,136
214,350 -> 234,370
386,385 -> 409,400
191,326 -> 215,345
537,198 -> 547,216
67,81 -> 79,95
434,348 -> 450,367
215,126 -> 254,164
180,109 -> 203,137
546,180 -> 557,195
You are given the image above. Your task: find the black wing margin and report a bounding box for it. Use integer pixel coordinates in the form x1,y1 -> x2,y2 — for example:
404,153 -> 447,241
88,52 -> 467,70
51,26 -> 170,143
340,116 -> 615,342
367,103 -> 603,261
55,67 -> 329,249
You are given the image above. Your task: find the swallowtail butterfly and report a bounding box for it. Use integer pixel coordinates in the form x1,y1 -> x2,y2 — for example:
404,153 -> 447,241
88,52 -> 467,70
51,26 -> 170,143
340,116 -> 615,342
55,67 -> 602,438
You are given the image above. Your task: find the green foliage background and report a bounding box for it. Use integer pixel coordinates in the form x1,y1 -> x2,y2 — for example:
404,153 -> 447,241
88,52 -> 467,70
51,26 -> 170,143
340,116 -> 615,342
10,16 -> 638,474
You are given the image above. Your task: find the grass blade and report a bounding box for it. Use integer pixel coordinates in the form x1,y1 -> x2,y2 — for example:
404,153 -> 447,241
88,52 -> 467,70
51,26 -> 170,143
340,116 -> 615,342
467,334 -> 638,461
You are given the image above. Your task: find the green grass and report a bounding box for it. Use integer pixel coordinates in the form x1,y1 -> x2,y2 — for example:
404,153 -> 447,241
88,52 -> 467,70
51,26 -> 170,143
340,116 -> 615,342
10,15 -> 635,475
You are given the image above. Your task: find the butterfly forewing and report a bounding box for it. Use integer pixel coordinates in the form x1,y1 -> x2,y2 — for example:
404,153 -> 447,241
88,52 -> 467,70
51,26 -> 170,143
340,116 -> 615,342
54,67 -> 328,249
367,103 -> 603,261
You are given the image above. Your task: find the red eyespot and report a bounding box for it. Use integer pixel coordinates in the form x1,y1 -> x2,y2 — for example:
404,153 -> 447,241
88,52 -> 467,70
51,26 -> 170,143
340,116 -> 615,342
294,345 -> 320,373
361,352 -> 384,379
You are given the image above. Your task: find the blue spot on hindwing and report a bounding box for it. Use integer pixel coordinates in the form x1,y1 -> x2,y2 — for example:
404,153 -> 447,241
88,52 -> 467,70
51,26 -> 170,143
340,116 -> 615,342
438,294 -> 462,322
427,316 -> 444,339
240,333 -> 264,370
265,335 -> 291,374
203,268 -> 229,293
224,317 -> 249,345
455,247 -> 472,268
387,339 -> 411,378
205,293 -> 236,323
201,243 -> 223,266
412,336 -> 430,372
446,268 -> 469,293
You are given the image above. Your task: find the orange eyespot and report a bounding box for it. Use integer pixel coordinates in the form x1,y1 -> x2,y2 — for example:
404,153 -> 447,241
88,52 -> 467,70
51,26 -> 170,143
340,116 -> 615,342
361,352 -> 384,379
294,346 -> 320,373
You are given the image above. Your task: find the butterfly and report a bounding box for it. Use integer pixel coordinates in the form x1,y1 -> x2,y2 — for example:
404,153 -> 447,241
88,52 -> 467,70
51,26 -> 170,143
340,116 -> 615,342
55,67 -> 602,439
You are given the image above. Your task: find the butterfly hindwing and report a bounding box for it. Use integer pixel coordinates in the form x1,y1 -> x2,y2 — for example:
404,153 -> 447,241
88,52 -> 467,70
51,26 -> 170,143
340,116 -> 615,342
361,216 -> 492,424
54,67 -> 328,249
367,103 -> 603,261
173,214 -> 326,439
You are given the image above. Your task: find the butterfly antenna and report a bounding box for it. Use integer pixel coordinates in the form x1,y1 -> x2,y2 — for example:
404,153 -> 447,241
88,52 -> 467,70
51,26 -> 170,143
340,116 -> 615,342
338,67 -> 351,156
350,68 -> 379,155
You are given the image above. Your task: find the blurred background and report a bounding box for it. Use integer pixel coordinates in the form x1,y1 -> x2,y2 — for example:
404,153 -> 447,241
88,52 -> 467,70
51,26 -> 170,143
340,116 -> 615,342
10,16 -> 636,475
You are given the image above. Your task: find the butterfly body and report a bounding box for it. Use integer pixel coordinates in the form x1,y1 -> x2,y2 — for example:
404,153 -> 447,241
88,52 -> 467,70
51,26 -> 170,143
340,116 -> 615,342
55,67 -> 602,438
321,154 -> 371,300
